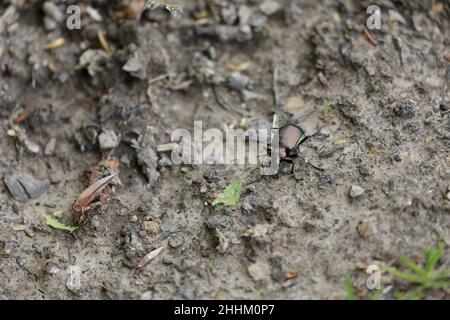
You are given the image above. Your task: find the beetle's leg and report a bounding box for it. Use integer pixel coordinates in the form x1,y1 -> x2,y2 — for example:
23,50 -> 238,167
285,157 -> 295,174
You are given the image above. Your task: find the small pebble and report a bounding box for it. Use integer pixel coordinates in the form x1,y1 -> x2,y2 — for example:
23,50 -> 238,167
393,153 -> 402,162
241,89 -> 268,102
357,220 -> 373,239
44,138 -> 56,156
248,262 -> 271,282
22,136 -> 41,155
86,6 -> 102,22
227,72 -> 250,91
158,156 -> 173,167
17,175 -> 50,199
4,175 -> 49,202
43,1 -> 64,23
66,265 -> 82,295
350,185 -> 365,198
238,5 -> 253,26
168,234 -> 184,248
260,0 -> 280,16
98,129 -> 119,150
394,101 -> 416,118
43,17 -> 57,31
4,176 -> 29,202
120,154 -> 131,167
162,256 -> 174,265
46,263 -> 61,275
143,221 -> 159,235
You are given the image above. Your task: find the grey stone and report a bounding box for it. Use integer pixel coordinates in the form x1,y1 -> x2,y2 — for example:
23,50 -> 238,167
260,0 -> 280,16
238,5 -> 253,25
98,129 -> 119,150
17,175 -> 50,199
160,220 -> 178,234
248,262 -> 271,282
4,177 -> 29,202
66,265 -> 82,295
43,2 -> 64,23
350,185 -> 365,198
241,89 -> 268,102
79,49 -> 110,77
136,127 -> 160,186
227,72 -> 250,91
44,138 -> 56,156
22,136 -> 41,155
43,17 -> 57,31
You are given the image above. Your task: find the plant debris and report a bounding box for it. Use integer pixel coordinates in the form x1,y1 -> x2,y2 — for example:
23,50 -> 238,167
73,159 -> 121,225
212,180 -> 243,206
43,214 -> 78,233
136,246 -> 164,268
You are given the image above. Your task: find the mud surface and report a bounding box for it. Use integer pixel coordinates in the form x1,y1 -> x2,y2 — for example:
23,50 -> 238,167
1,0 -> 450,299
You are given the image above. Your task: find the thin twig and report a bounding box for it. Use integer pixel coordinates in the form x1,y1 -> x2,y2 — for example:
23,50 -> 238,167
212,84 -> 244,115
148,73 -> 169,85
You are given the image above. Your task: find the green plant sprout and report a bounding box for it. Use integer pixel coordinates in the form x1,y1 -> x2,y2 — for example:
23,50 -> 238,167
344,272 -> 356,300
344,244 -> 450,300
212,180 -> 243,206
381,243 -> 450,299
321,100 -> 331,117
344,272 -> 382,300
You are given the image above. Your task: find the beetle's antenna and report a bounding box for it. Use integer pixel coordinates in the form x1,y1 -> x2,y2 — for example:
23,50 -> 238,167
272,64 -> 281,110
297,157 -> 324,171
272,62 -> 290,124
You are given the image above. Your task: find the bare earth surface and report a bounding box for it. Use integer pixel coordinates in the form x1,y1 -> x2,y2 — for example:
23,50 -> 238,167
0,0 -> 450,299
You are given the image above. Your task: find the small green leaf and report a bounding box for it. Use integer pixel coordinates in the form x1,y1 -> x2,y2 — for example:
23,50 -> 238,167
212,180 -> 243,206
400,255 -> 426,277
43,214 -> 78,233
10,104 -> 18,115
380,264 -> 423,284
322,100 -> 331,116
424,243 -> 445,275
344,273 -> 356,300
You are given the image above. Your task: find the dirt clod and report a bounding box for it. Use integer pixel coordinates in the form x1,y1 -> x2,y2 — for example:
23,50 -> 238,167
248,262 -> 271,282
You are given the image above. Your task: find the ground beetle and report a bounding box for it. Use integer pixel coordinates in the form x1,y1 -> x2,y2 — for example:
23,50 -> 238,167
278,123 -> 309,160
270,116 -> 321,174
